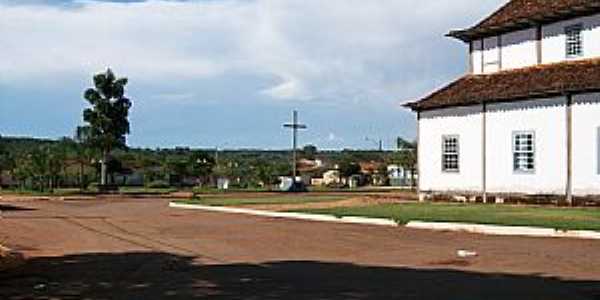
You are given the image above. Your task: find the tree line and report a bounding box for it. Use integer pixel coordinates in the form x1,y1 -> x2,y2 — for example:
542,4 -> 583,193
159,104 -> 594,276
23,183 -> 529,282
0,69 -> 417,192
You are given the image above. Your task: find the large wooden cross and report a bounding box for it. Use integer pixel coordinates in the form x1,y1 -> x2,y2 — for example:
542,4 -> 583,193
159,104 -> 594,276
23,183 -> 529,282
283,110 -> 307,181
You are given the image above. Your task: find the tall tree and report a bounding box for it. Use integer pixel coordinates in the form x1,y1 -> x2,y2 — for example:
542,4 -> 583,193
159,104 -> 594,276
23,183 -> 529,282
302,144 -> 318,160
189,151 -> 216,186
18,146 -> 51,192
82,69 -> 132,186
338,159 -> 361,178
397,137 -> 415,151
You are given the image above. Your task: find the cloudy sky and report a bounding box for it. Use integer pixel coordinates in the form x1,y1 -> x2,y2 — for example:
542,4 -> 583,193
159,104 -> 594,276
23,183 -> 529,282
0,0 -> 506,149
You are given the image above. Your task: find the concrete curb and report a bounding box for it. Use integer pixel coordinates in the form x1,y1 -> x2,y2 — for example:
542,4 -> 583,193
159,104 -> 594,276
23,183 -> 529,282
169,202 -> 398,227
406,221 -> 600,240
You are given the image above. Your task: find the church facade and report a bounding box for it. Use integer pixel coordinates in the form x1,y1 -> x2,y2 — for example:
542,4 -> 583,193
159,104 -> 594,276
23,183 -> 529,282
406,0 -> 600,204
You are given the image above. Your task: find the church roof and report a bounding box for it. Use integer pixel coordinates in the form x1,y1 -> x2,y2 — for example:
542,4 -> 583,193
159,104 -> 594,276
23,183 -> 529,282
405,58 -> 600,111
449,0 -> 600,42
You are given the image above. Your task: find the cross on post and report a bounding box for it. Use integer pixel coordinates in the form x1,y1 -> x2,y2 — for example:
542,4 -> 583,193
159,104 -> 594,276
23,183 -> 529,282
283,110 -> 307,182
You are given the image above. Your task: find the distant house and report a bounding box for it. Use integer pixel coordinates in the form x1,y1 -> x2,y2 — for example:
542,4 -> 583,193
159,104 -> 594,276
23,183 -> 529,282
359,161 -> 386,186
322,170 -> 341,186
297,159 -> 324,171
406,0 -> 600,203
387,165 -> 416,187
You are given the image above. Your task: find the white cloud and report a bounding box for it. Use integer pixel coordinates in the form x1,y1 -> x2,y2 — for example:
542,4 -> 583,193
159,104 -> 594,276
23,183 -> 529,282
328,132 -> 339,142
0,0 -> 507,104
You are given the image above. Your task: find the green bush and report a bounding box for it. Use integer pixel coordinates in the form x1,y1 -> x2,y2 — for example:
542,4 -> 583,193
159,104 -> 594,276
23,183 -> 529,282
146,180 -> 170,189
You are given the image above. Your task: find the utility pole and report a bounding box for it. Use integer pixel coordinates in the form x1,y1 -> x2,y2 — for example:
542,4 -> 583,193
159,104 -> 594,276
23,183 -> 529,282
283,110 -> 307,182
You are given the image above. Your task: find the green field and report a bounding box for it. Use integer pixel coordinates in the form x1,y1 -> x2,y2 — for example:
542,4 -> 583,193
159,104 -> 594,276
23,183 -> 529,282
292,203 -> 600,231
177,195 -> 349,206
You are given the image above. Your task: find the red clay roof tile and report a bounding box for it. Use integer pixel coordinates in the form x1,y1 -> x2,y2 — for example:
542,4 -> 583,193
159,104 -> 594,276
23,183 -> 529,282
406,58 -> 600,111
449,0 -> 600,42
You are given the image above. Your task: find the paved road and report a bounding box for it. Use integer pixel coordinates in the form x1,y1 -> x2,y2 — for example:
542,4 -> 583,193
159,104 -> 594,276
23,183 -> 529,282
0,198 -> 599,299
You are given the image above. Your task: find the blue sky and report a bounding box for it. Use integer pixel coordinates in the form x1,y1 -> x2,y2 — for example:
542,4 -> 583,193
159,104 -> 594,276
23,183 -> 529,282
0,0 -> 506,150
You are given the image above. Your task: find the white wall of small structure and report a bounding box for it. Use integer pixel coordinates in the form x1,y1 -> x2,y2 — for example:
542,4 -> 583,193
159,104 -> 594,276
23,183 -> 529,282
470,12 -> 600,74
418,94 -> 600,196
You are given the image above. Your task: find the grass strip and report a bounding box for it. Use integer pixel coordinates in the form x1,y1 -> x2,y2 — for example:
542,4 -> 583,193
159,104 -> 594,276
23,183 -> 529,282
291,203 -> 600,231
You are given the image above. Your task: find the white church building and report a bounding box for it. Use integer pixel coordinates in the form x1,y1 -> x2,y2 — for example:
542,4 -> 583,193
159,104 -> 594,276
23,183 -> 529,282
406,0 -> 600,204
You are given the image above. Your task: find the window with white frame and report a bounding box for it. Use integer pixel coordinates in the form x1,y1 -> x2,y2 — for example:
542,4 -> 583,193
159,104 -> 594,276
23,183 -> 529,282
442,135 -> 459,172
513,132 -> 535,172
565,24 -> 583,58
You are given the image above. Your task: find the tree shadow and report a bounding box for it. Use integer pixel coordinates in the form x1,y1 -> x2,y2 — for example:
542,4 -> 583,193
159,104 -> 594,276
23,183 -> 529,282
0,252 -> 598,300
0,204 -> 36,212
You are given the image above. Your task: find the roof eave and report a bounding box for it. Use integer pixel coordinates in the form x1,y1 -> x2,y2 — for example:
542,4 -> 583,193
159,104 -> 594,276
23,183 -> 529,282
449,4 -> 600,43
446,31 -> 470,43
406,87 -> 600,113
401,101 -> 420,112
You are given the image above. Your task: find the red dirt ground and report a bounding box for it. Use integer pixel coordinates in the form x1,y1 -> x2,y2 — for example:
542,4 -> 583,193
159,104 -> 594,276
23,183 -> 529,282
0,197 -> 599,299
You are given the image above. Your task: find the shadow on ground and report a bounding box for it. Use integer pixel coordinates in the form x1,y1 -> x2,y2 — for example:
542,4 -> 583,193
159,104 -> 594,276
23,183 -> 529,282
0,204 -> 36,212
0,252 -> 598,300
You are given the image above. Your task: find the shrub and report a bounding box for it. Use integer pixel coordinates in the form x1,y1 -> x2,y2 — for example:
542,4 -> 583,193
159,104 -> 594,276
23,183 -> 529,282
146,180 -> 170,189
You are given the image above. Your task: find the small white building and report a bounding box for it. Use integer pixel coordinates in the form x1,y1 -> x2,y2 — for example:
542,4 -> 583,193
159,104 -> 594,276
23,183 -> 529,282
406,0 -> 600,203
387,164 -> 417,187
322,170 -> 341,186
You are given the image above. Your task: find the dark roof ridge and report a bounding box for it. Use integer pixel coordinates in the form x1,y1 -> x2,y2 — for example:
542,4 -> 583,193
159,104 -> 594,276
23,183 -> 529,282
449,0 -> 600,42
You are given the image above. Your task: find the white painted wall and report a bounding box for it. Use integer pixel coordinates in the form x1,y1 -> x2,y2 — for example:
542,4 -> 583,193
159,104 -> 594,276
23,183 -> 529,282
466,13 -> 600,74
542,13 -> 600,64
472,40 -> 483,75
482,36 -> 500,74
501,28 -> 537,70
418,95 -> 600,196
419,106 -> 483,192
485,98 -> 567,194
572,93 -> 600,195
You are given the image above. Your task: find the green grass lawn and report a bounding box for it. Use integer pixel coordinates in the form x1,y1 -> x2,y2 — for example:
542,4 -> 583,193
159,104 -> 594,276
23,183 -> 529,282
177,194 -> 349,206
292,203 -> 600,231
118,187 -> 178,195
